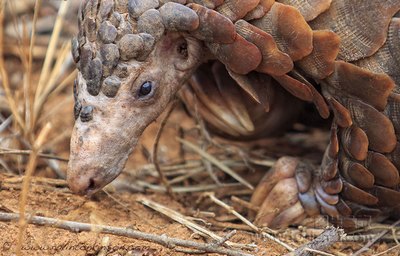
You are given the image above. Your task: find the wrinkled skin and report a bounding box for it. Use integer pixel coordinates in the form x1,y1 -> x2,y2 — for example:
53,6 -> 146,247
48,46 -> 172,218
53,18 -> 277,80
67,33 -> 204,195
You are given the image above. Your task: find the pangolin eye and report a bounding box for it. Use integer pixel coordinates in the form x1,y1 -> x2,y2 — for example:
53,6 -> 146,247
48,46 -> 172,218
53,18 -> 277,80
138,81 -> 153,97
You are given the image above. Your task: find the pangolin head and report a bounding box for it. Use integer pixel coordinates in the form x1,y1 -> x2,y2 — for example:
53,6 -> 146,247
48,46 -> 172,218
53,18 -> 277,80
67,0 -> 289,195
67,0 -> 207,195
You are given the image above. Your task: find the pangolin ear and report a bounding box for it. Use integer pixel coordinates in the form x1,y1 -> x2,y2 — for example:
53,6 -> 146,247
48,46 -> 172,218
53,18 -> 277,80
174,37 -> 202,72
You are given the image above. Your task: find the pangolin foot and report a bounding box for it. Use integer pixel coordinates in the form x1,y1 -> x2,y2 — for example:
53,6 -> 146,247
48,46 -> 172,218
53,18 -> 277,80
250,157 -> 321,229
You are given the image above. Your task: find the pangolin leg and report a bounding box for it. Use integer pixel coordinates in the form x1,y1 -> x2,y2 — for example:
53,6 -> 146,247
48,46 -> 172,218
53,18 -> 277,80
250,157 -> 316,229
251,124 -> 346,229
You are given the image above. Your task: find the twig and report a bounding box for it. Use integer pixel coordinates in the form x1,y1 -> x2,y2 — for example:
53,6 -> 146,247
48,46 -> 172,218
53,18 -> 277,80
207,219 -> 254,232
133,180 -> 242,193
260,232 -> 295,252
97,236 -> 110,256
138,198 -> 256,251
202,154 -> 221,184
352,219 -> 400,256
0,115 -> 12,133
248,158 -> 276,167
342,233 -> 400,243
17,123 -> 52,256
372,243 -> 400,256
0,148 -> 68,161
153,99 -> 178,198
168,167 -> 205,185
303,248 -> 335,256
231,196 -> 260,212
177,138 -> 254,190
0,211 -> 252,256
0,0 -> 24,130
213,230 -> 237,246
285,226 -> 345,256
204,193 -> 294,251
33,0 -> 70,126
24,0 -> 42,138
205,192 -> 259,233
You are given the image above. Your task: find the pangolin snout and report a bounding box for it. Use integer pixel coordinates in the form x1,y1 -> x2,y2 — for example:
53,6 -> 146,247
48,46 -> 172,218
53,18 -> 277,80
67,168 -> 104,195
67,116 -> 135,196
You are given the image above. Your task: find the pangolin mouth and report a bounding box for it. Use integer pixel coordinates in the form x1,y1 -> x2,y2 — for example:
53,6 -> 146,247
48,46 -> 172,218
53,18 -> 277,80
67,151 -> 130,196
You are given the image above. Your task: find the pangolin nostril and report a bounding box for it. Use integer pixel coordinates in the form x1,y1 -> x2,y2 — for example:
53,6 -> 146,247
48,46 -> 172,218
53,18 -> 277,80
87,178 -> 96,192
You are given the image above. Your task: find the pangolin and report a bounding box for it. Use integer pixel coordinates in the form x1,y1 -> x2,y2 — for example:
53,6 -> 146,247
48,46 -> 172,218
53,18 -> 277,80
68,0 -> 400,229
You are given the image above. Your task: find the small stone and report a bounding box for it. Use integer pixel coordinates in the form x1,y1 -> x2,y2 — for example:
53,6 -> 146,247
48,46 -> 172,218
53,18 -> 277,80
71,37 -> 80,63
137,9 -> 165,40
99,0 -> 114,19
100,43 -> 120,68
188,0 -> 221,9
128,0 -> 159,18
74,101 -> 82,120
83,0 -> 100,16
84,17 -> 97,42
73,78 -> 79,101
115,63 -> 130,78
159,2 -> 199,31
159,0 -> 187,5
117,18 -> 134,40
80,43 -> 95,75
78,33 -> 86,48
137,33 -> 155,60
117,34 -> 144,60
99,21 -> 118,43
86,58 -> 103,96
80,105 -> 94,122
110,12 -> 122,27
102,65 -> 112,78
102,76 -> 121,97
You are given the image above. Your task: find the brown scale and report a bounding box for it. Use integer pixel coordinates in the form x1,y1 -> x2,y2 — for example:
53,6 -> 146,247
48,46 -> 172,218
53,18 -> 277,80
277,0 -> 332,21
234,19 -> 293,76
310,0 -> 400,61
226,71 -> 271,109
328,98 -> 352,128
296,30 -> 340,80
387,142 -> 400,170
385,94 -> 400,139
345,202 -> 383,218
206,35 -> 262,74
340,126 -> 368,161
271,74 -> 313,102
216,0 -> 260,22
187,0 -> 224,9
341,182 -> 379,206
320,178 -> 343,195
70,0 -> 400,229
251,2 -> 313,61
370,186 -> 400,208
189,4 -> 236,43
341,97 -> 396,154
365,152 -> 400,188
244,0 -> 275,20
325,61 -> 395,112
355,18 -> 400,90
290,70 -> 330,118
340,158 -> 375,189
